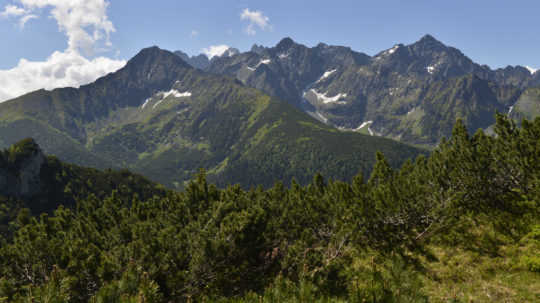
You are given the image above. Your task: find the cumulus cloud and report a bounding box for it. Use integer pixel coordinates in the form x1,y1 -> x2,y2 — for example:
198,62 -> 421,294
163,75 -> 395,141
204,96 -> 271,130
1,4 -> 27,17
0,0 -> 126,102
240,8 -> 271,36
8,0 -> 117,56
201,45 -> 230,59
18,13 -> 37,27
0,50 -> 125,101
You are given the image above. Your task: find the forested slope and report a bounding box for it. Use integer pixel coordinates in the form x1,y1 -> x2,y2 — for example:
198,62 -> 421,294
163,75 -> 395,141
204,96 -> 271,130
0,115 -> 539,302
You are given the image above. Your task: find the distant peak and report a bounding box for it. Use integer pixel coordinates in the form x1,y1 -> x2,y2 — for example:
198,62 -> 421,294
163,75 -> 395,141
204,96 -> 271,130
174,50 -> 188,56
419,34 -> 438,42
376,44 -> 403,57
251,44 -> 266,55
138,46 -> 162,55
276,37 -> 296,50
128,46 -> 192,69
416,34 -> 445,46
132,46 -> 171,60
410,34 -> 449,53
224,48 -> 240,57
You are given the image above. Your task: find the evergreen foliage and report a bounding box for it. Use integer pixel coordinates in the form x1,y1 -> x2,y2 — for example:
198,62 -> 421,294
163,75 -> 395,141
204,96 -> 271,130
0,115 -> 539,302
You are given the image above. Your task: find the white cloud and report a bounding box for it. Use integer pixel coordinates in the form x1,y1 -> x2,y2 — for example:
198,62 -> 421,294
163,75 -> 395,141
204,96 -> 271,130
201,45 -> 230,59
190,30 -> 199,38
0,4 -> 27,17
240,8 -> 271,36
18,13 -> 37,27
0,0 -> 125,102
0,50 -> 126,102
11,0 -> 117,56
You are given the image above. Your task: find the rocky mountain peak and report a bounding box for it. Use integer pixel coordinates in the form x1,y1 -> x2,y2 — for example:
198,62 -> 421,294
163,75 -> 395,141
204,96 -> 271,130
411,34 -> 448,53
128,46 -> 192,70
250,44 -> 266,55
106,46 -> 192,88
275,37 -> 296,51
419,34 -> 439,43
174,50 -> 211,69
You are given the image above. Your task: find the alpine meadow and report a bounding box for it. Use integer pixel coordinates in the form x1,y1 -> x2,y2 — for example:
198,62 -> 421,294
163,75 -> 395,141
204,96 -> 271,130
0,1 -> 539,302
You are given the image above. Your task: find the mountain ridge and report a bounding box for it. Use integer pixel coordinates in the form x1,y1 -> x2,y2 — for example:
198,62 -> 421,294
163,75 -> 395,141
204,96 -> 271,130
0,46 -> 424,189
199,34 -> 540,146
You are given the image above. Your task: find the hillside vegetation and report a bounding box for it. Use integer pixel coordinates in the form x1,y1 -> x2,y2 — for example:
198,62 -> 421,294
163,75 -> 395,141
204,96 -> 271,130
0,138 -> 166,236
0,115 -> 538,302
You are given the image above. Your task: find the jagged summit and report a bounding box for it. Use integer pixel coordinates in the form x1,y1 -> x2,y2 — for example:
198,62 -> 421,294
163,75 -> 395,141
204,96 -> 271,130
174,50 -> 210,69
275,37 -> 296,51
411,34 -> 448,52
129,46 -> 192,69
202,33 -> 539,146
250,44 -> 266,55
418,34 -> 440,43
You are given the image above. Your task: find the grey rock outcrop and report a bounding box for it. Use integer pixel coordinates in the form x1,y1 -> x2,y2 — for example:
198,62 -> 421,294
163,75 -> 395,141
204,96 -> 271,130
0,138 -> 45,198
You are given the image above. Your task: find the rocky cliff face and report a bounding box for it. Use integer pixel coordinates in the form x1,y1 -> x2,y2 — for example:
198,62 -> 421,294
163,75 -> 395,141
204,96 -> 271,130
202,35 -> 540,146
0,138 -> 45,198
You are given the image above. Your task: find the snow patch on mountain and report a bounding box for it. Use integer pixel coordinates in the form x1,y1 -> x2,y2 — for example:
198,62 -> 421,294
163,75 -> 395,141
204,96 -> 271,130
246,58 -> 271,71
151,89 -> 192,109
310,89 -> 347,104
161,89 -> 192,99
152,99 -> 165,109
278,53 -> 289,59
386,45 -> 400,55
525,66 -> 538,75
353,121 -> 374,136
508,105 -> 514,114
375,45 -> 400,61
316,111 -> 328,123
316,69 -> 337,83
355,121 -> 373,131
141,98 -> 151,109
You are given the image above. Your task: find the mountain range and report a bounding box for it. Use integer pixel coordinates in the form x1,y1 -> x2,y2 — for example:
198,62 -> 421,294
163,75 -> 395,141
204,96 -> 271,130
0,46 -> 421,189
1,34 -> 538,188
185,35 -> 540,145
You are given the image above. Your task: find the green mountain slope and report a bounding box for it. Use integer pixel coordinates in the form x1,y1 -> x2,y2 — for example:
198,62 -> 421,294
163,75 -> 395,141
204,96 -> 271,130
0,47 -> 424,189
510,87 -> 540,122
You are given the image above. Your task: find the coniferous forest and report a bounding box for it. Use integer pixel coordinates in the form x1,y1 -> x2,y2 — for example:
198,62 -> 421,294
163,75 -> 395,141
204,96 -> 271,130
0,114 -> 539,302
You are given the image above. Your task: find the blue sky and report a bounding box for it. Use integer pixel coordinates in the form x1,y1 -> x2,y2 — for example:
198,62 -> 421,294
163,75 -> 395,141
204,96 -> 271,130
0,0 -> 538,101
